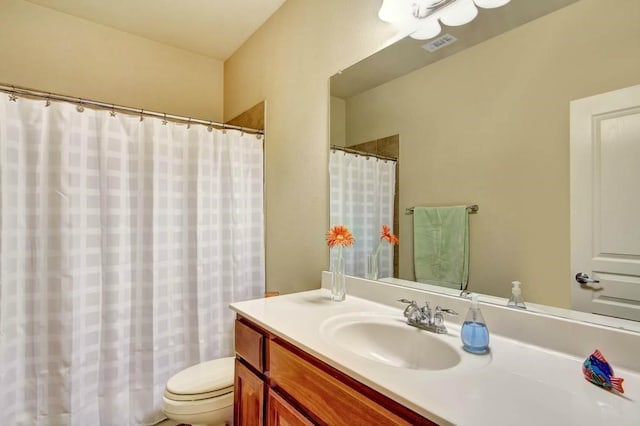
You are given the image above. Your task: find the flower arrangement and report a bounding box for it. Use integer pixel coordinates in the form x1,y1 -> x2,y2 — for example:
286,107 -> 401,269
326,225 -> 354,301
368,225 -> 398,280
326,225 -> 355,248
374,224 -> 399,256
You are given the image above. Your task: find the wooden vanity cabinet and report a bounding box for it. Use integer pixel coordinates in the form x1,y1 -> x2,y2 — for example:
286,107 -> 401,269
234,318 -> 266,425
234,316 -> 437,426
234,359 -> 264,425
267,389 -> 314,426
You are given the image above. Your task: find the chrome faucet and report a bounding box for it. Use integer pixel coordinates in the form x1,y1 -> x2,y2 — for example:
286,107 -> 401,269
398,299 -> 458,334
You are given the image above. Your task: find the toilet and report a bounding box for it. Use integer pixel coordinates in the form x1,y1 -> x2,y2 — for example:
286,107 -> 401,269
162,357 -> 235,426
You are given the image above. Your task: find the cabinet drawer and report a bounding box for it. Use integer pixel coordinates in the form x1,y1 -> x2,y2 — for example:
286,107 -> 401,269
269,340 -> 415,426
235,319 -> 264,372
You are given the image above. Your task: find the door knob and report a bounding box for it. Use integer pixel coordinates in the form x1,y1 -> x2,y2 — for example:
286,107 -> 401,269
575,272 -> 600,284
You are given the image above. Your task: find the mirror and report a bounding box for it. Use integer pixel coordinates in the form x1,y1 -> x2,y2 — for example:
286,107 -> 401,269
329,0 -> 640,331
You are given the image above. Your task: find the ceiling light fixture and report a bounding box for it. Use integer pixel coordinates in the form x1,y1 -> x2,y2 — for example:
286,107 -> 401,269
378,0 -> 511,40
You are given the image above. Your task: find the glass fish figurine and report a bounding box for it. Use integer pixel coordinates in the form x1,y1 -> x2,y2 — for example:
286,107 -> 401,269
582,349 -> 624,393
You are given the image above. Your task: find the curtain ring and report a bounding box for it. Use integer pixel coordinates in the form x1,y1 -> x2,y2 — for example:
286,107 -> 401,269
8,86 -> 17,102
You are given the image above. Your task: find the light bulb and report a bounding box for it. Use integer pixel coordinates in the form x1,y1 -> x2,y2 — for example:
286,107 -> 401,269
473,0 -> 511,9
378,0 -> 511,41
378,0 -> 403,22
411,19 -> 442,40
439,0 -> 478,26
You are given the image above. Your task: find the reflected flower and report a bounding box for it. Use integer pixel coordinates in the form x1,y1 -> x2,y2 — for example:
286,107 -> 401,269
380,224 -> 399,246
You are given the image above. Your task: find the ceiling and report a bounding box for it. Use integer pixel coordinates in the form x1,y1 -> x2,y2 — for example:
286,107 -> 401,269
331,0 -> 578,98
24,0 -> 287,61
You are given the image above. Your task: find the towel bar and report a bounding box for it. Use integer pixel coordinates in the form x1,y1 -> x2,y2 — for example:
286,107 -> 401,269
405,204 -> 479,215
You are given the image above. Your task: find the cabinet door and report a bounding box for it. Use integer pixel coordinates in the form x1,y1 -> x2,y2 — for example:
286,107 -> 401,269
234,359 -> 264,426
267,389 -> 314,426
269,340 -> 414,426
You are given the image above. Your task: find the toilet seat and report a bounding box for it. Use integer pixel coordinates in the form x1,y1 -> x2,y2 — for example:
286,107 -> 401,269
162,390 -> 233,416
164,357 -> 235,400
165,384 -> 233,401
162,357 -> 235,423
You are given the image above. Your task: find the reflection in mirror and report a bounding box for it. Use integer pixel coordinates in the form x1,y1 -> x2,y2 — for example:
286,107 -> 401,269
329,0 -> 640,330
328,147 -> 397,279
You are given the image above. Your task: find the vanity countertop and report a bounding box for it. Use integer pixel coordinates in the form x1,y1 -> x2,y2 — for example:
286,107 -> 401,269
230,288 -> 640,426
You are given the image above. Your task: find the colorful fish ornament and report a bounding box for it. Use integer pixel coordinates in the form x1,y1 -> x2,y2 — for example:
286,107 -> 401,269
582,349 -> 624,393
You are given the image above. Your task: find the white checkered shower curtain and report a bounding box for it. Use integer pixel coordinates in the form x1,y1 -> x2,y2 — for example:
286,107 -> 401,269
329,150 -> 396,278
0,95 -> 265,425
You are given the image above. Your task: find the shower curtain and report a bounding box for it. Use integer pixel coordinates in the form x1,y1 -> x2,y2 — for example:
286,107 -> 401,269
329,150 -> 396,278
0,95 -> 265,425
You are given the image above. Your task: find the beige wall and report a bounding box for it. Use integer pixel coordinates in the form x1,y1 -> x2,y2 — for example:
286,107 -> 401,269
0,0 -> 223,121
224,0 -> 399,294
344,0 -> 640,307
330,96 -> 346,147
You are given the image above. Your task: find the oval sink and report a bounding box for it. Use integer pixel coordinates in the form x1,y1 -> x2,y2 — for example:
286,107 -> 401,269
321,313 -> 461,370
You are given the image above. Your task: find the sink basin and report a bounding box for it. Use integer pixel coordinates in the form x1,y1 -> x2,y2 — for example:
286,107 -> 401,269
320,312 -> 462,370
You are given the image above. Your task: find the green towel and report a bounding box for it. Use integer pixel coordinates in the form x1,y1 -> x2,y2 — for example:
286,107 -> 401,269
413,206 -> 469,290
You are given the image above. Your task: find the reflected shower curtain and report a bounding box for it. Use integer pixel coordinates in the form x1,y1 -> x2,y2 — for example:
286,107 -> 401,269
329,150 -> 396,278
0,95 -> 265,426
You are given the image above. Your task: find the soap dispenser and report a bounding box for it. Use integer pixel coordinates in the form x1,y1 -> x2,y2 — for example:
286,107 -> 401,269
461,294 -> 490,354
507,280 -> 526,309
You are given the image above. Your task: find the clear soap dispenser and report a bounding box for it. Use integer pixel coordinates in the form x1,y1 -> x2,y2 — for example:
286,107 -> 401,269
507,280 -> 526,309
461,294 -> 490,354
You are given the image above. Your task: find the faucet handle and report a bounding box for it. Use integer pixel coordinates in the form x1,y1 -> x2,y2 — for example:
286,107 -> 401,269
397,299 -> 420,319
420,301 -> 432,316
433,306 -> 458,327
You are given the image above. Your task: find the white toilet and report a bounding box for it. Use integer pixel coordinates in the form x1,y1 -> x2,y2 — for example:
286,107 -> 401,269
162,357 -> 235,426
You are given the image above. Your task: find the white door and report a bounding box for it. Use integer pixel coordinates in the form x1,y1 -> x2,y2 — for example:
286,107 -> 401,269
570,84 -> 640,321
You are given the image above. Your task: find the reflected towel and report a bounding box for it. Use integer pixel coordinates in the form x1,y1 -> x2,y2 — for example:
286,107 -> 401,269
413,206 -> 469,290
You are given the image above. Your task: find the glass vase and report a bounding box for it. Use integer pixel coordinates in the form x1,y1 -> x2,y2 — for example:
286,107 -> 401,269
331,247 -> 346,301
366,253 -> 379,280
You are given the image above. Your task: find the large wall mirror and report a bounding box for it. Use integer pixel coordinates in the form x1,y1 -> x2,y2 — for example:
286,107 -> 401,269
329,0 -> 640,330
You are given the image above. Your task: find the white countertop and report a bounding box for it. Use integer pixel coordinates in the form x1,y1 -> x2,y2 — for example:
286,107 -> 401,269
230,288 -> 640,426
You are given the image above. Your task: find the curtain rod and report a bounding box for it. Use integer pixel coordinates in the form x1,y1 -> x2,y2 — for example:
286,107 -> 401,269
330,145 -> 397,162
0,83 -> 264,136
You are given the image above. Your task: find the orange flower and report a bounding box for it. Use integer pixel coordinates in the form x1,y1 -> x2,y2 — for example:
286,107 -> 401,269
380,225 -> 399,245
326,225 -> 355,248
